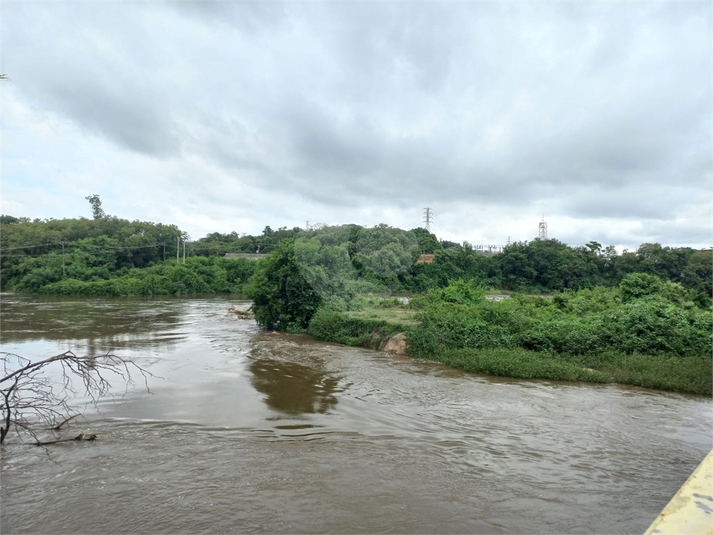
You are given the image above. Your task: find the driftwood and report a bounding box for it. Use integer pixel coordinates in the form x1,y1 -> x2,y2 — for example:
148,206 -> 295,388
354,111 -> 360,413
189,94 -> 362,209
228,305 -> 254,319
36,433 -> 97,446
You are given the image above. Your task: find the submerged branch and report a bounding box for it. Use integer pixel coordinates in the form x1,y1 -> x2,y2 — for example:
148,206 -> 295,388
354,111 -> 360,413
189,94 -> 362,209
35,433 -> 97,446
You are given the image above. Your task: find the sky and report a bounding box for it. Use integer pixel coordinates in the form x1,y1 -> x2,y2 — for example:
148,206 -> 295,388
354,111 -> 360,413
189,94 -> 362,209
1,1 -> 711,251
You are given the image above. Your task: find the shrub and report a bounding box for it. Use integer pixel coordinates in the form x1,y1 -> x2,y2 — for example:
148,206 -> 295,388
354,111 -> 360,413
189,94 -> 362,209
247,239 -> 323,331
308,306 -> 406,348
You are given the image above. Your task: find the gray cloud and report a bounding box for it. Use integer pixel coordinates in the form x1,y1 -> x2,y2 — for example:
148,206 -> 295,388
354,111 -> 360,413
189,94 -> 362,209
1,0 -> 710,249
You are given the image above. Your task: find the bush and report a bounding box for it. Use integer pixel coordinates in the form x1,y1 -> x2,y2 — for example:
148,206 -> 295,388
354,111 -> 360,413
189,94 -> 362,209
619,272 -> 663,302
308,306 -> 406,348
247,239 -> 323,331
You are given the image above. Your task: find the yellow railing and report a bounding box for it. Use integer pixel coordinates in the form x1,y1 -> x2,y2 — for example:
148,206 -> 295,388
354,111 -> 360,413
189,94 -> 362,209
644,449 -> 713,535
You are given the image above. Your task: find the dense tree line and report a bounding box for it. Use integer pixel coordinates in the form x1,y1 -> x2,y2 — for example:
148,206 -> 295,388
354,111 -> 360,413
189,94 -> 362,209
2,217 -> 710,304
401,238 -> 711,300
190,226 -> 303,256
1,216 -> 184,290
0,216 -> 258,294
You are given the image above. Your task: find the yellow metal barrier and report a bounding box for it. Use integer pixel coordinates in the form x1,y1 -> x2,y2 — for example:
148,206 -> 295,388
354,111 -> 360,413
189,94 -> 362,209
644,449 -> 713,535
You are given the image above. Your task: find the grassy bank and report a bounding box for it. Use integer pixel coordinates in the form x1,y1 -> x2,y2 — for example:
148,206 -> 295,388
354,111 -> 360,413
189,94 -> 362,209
309,308 -> 711,395
308,306 -> 411,349
306,278 -> 712,396
419,347 -> 711,395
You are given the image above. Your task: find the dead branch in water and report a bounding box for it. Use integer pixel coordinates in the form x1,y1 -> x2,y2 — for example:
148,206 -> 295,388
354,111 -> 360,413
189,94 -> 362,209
228,304 -> 254,319
35,433 -> 97,446
1,350 -> 152,445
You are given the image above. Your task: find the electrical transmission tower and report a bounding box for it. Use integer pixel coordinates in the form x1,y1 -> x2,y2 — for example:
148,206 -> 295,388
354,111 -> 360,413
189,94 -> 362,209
538,217 -> 548,240
423,207 -> 433,231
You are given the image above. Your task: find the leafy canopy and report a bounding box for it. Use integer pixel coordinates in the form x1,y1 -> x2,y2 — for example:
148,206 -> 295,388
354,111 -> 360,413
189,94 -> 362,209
247,238 -> 323,331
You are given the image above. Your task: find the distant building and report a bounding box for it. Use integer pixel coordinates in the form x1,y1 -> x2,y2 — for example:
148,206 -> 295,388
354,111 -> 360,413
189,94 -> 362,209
224,253 -> 268,259
473,245 -> 504,256
417,254 -> 435,263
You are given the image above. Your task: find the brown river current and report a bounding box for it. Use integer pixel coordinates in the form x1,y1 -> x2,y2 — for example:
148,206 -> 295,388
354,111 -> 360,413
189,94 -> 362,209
1,294 -> 711,534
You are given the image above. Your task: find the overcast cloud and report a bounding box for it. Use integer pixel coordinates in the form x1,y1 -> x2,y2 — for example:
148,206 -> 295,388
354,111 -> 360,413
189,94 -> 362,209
1,1 -> 710,250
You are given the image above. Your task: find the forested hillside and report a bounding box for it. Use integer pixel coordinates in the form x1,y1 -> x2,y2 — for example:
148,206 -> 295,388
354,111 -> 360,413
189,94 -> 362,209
1,216 -> 710,301
0,216 -> 257,295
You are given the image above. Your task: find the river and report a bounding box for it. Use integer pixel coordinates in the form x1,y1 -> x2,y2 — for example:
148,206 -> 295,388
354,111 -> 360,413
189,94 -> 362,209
0,294 -> 710,534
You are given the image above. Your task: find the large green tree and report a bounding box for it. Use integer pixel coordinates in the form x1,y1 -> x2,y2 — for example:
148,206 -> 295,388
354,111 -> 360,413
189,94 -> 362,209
247,238 -> 323,331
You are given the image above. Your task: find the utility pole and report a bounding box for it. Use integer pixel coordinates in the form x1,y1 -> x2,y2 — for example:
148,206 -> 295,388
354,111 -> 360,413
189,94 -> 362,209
183,240 -> 186,264
177,237 -> 180,264
422,207 -> 433,231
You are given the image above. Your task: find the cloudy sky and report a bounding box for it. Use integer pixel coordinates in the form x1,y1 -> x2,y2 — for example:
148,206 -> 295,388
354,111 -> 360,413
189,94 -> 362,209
1,1 -> 710,251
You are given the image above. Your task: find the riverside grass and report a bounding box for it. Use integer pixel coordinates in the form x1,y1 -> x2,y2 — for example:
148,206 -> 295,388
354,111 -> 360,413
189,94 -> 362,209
418,347 -> 711,395
307,279 -> 712,396
308,306 -> 406,349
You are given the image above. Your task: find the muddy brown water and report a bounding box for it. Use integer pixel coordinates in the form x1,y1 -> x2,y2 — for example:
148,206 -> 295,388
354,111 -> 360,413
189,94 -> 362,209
1,294 -> 710,534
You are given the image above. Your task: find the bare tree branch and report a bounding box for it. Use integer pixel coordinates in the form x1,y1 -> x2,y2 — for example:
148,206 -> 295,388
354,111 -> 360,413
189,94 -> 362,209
0,350 -> 152,445
52,414 -> 79,430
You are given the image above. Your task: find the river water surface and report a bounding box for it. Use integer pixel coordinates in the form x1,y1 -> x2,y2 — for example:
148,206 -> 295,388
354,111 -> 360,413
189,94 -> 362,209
1,294 -> 710,534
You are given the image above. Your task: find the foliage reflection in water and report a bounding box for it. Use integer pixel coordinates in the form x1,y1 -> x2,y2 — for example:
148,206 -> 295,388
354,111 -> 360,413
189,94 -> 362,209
249,357 -> 341,416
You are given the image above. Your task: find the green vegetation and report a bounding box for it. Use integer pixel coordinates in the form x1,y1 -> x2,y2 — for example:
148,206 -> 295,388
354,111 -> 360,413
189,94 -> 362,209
2,213 -> 711,394
3,217 -> 711,301
191,225 -> 303,256
246,238 -> 323,331
308,305 -> 407,349
35,256 -> 259,296
403,278 -> 711,395
0,216 -> 258,295
402,238 -> 711,299
305,278 -> 711,395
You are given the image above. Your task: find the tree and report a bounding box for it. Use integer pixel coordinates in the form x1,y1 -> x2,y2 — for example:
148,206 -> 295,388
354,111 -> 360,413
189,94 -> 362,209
682,250 -> 713,296
411,227 -> 442,254
618,272 -> 663,302
1,350 -> 150,445
247,238 -> 323,331
85,194 -> 105,219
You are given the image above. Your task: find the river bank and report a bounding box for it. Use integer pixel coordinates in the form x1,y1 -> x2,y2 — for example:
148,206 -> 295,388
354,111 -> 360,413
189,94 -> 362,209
306,295 -> 712,396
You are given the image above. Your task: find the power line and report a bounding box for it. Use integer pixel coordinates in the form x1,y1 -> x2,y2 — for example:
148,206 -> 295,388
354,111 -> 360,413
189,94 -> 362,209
0,241 -> 65,251
1,241 -> 174,253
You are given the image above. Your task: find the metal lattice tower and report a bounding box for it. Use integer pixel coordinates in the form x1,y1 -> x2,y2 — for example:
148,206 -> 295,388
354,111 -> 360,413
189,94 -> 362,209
538,218 -> 548,240
423,207 -> 433,231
